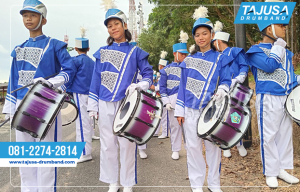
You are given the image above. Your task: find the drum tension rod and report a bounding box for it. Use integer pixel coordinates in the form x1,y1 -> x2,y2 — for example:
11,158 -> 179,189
16,126 -> 38,138
34,92 -> 56,104
237,86 -> 249,94
229,104 -> 248,116
231,97 -> 245,106
22,111 -> 46,123
141,100 -> 159,110
222,122 -> 242,133
124,132 -> 143,142
134,117 -> 153,127
211,135 -> 228,146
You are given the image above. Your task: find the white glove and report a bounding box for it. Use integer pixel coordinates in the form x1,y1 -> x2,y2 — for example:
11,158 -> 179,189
5,114 -> 13,123
33,77 -> 53,87
274,38 -> 286,48
212,89 -> 227,105
89,111 -> 98,119
230,79 -> 238,89
235,74 -> 246,84
271,38 -> 286,61
126,83 -> 141,97
166,103 -> 173,111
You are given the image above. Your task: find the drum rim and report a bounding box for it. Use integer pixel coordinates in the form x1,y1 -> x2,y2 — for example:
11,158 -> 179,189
284,84 -> 300,123
61,100 -> 79,126
197,95 -> 229,138
219,105 -> 252,150
113,91 -> 141,135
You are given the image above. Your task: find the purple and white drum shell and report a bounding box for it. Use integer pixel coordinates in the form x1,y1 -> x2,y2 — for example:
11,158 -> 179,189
230,83 -> 253,105
198,96 -> 251,149
285,85 -> 300,124
113,90 -> 163,145
12,82 -> 65,139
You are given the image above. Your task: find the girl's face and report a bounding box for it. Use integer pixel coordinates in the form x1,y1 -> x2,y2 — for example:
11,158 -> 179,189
194,27 -> 212,50
107,18 -> 127,43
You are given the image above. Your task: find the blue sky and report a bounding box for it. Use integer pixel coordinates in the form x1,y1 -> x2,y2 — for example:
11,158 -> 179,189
0,0 -> 154,83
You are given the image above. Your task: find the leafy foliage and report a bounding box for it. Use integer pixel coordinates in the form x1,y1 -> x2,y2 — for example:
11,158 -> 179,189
138,0 -> 300,69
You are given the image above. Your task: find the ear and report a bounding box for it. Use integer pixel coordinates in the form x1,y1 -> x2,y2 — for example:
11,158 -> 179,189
75,47 -> 79,52
173,52 -> 177,57
42,18 -> 47,26
212,32 -> 215,39
124,22 -> 128,30
87,48 -> 90,52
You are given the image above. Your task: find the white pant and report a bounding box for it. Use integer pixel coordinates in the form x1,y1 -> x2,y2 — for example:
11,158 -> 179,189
98,100 -> 137,187
168,94 -> 182,152
255,94 -> 293,176
155,106 -> 169,136
184,107 -> 221,189
73,93 -> 92,156
15,99 -> 62,192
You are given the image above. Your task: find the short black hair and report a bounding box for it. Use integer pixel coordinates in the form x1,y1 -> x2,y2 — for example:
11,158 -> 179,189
76,48 -> 89,53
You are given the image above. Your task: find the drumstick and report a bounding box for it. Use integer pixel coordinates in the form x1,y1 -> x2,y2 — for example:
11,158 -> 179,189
0,118 -> 10,128
252,27 -> 290,50
11,72 -> 59,93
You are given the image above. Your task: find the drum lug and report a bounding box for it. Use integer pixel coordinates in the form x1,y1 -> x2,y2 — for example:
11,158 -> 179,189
222,122 -> 242,133
22,111 -> 46,123
141,100 -> 159,110
124,132 -> 143,142
34,92 -> 56,104
16,126 -> 38,138
211,135 -> 228,146
134,117 -> 153,127
229,103 -> 248,116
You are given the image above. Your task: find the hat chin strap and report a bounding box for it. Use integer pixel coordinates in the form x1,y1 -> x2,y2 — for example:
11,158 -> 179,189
216,40 -> 220,51
176,52 -> 179,62
32,15 -> 43,31
271,24 -> 278,39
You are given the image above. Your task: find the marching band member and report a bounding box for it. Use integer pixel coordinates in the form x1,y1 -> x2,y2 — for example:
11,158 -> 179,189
246,0 -> 300,187
212,21 -> 248,158
154,51 -> 169,138
66,27 -> 96,163
175,6 -> 232,192
2,0 -> 75,191
87,4 -> 153,192
160,31 -> 189,160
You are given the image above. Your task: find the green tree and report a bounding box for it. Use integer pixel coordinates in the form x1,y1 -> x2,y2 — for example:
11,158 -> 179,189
138,0 -> 300,69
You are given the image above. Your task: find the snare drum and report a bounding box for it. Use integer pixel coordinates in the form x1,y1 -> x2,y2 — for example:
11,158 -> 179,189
11,81 -> 67,140
113,90 -> 163,145
61,94 -> 78,126
197,95 -> 251,150
230,83 -> 253,105
285,85 -> 300,124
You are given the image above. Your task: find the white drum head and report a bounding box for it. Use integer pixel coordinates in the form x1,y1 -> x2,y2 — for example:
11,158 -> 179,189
285,85 -> 300,123
198,97 -> 227,135
114,90 -> 138,132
